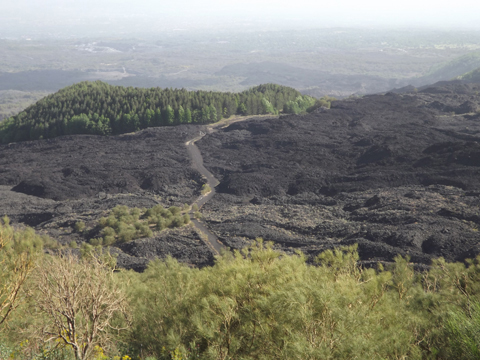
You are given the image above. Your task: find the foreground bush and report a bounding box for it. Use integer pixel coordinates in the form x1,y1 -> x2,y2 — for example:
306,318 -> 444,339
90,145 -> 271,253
122,241 -> 480,359
4,224 -> 480,359
445,299 -> 480,359
0,217 -> 44,328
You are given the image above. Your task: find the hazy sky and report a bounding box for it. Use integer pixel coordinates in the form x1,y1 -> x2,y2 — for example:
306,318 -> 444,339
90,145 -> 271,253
1,0 -> 479,37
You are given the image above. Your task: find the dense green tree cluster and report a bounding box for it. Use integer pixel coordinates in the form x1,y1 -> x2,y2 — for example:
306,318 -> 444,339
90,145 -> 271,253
0,81 -> 315,144
283,95 -> 316,114
306,95 -> 336,112
7,222 -> 480,359
91,204 -> 190,246
283,95 -> 336,114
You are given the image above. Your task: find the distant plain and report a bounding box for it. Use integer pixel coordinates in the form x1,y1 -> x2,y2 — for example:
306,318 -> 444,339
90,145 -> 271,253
2,28 -> 480,120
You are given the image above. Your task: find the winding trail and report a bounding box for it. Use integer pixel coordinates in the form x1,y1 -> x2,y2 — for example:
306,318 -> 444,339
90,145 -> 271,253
186,132 -> 224,255
185,115 -> 277,255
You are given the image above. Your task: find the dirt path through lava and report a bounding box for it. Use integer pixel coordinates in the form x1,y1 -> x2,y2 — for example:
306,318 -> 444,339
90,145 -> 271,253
185,115 -> 278,255
186,132 -> 224,254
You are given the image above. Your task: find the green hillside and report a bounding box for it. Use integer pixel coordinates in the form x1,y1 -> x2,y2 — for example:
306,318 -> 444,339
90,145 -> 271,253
421,52 -> 480,84
0,81 -> 315,144
457,67 -> 480,82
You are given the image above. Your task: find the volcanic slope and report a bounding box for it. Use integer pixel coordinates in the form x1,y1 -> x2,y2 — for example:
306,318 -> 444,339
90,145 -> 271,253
0,125 -> 217,270
2,81 -> 480,268
0,125 -> 203,201
196,82 -> 480,265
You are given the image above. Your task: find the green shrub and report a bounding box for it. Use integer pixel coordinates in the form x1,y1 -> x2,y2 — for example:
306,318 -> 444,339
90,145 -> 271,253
127,241 -> 439,359
41,235 -> 60,249
101,226 -> 116,238
0,216 -> 44,329
169,206 -> 181,216
8,226 -> 480,359
146,205 -> 165,218
117,222 -> 136,243
74,221 -> 86,233
99,217 -> 108,227
103,236 -> 116,246
130,207 -> 142,218
201,184 -> 211,195
112,205 -> 129,218
147,214 -> 159,224
137,224 -> 153,238
156,217 -> 166,231
152,205 -> 165,215
96,204 -> 190,245
0,341 -> 76,360
444,300 -> 480,359
170,216 -> 184,228
105,215 -> 118,228
89,238 -> 103,246
126,240 -> 480,359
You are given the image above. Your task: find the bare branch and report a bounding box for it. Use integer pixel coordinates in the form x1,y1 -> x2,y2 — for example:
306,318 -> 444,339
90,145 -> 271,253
28,252 -> 129,360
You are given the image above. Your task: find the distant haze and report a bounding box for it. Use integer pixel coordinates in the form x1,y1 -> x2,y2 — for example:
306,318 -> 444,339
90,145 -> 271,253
1,0 -> 479,38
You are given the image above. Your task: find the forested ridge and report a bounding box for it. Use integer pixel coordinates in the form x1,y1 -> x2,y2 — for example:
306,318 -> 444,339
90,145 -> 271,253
0,81 -> 317,144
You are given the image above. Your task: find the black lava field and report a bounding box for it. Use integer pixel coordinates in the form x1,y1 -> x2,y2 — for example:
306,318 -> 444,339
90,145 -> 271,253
1,81 -> 480,269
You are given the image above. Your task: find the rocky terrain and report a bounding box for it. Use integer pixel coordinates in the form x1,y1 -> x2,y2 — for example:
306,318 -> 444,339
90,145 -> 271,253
196,82 -> 480,265
0,125 -> 215,269
0,126 -> 205,201
1,81 -> 480,269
